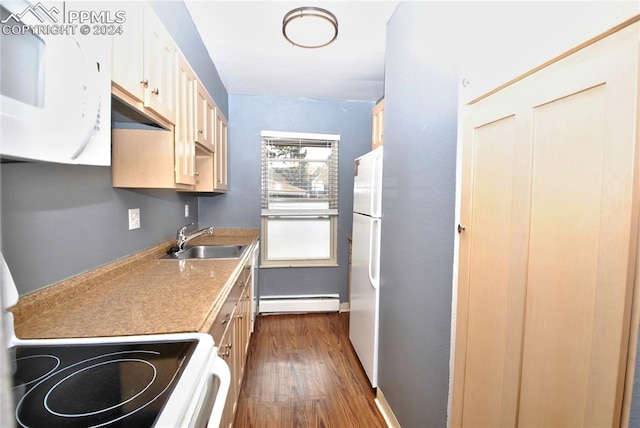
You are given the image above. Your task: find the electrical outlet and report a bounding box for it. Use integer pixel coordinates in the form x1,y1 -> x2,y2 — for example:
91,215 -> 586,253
184,204 -> 189,218
128,208 -> 140,230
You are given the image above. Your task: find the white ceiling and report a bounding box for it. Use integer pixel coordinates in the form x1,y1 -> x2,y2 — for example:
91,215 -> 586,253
185,1 -> 399,102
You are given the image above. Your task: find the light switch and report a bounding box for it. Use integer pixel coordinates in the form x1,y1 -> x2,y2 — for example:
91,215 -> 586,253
128,208 -> 140,230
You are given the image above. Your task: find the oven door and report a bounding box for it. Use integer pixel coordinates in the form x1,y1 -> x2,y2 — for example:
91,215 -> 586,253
0,0 -> 111,165
9,333 -> 230,427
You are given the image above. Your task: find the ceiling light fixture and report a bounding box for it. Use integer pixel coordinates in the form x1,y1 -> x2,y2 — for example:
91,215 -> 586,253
282,6 -> 338,49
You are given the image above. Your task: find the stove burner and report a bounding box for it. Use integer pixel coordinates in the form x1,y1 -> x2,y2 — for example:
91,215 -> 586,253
44,359 -> 156,417
12,355 -> 61,388
11,340 -> 197,428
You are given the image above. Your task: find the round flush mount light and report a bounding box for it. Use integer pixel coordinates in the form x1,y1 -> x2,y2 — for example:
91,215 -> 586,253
282,6 -> 338,49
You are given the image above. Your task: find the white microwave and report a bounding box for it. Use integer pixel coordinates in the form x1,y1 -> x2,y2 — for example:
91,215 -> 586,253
0,0 -> 111,165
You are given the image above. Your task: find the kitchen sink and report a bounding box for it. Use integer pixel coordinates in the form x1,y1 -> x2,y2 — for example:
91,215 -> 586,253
160,244 -> 247,260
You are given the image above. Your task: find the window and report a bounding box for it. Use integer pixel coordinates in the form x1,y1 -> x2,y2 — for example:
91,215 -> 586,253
260,131 -> 339,267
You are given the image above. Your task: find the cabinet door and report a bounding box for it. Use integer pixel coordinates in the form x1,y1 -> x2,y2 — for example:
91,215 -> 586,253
454,24 -> 640,427
174,54 -> 196,186
111,4 -> 144,101
219,312 -> 237,428
214,110 -> 229,192
143,10 -> 176,124
194,148 -> 215,192
372,99 -> 384,150
195,81 -> 216,152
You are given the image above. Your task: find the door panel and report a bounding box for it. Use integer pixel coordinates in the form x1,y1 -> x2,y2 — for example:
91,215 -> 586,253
519,44 -> 639,427
460,115 -> 522,427
519,85 -> 606,426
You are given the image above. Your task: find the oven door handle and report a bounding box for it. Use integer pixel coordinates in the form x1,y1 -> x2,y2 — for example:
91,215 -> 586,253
207,355 -> 231,428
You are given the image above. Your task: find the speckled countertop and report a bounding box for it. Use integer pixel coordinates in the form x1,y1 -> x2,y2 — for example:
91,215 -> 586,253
9,228 -> 259,340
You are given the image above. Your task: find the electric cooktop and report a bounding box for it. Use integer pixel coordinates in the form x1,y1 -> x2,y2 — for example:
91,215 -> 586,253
10,339 -> 198,427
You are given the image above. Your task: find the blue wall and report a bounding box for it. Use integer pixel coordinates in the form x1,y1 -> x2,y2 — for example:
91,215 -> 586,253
0,163 -> 197,295
377,3 -> 459,426
199,94 -> 373,302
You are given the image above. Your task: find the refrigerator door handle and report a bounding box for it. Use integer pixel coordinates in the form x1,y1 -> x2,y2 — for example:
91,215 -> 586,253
369,154 -> 376,216
368,218 -> 381,289
370,150 -> 382,217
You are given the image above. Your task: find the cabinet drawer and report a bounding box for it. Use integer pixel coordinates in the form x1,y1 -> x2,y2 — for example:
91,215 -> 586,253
209,286 -> 239,344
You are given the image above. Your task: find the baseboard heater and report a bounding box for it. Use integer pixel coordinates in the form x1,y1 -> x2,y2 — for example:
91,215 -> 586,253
259,294 -> 340,314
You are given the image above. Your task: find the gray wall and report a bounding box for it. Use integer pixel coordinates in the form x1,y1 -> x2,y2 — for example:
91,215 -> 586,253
199,94 -> 373,302
0,163 -> 197,295
377,2 -> 459,426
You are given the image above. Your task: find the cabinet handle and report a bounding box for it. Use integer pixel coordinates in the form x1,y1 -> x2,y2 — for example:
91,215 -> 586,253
220,350 -> 230,358
238,314 -> 243,320
140,79 -> 149,87
151,88 -> 160,95
225,342 -> 232,349
198,129 -> 203,134
457,224 -> 466,234
194,171 -> 200,177
221,313 -> 231,325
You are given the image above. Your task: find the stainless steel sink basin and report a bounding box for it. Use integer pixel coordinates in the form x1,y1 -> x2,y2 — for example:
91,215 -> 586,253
160,244 -> 247,260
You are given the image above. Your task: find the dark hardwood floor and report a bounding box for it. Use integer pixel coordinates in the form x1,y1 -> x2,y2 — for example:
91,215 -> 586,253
233,312 -> 387,428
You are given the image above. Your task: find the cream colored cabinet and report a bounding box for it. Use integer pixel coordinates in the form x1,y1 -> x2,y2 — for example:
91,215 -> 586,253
111,4 -> 229,192
174,54 -> 197,186
195,81 -> 216,153
453,19 -> 640,427
214,110 -> 229,192
218,307 -> 238,428
215,248 -> 256,427
372,99 -> 384,150
111,4 -> 144,101
143,10 -> 176,124
112,4 -> 176,127
194,147 -> 215,192
112,128 -> 187,189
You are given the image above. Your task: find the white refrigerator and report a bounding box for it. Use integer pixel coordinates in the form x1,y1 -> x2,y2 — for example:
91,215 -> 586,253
349,147 -> 383,388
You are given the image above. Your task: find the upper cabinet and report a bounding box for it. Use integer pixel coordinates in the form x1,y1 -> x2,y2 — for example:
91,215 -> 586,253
372,99 -> 384,150
111,4 -> 228,193
214,110 -> 229,192
174,53 -> 197,186
195,81 -> 216,153
112,3 -> 176,128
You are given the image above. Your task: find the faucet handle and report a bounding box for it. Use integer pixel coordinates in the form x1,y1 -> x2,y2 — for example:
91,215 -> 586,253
177,222 -> 195,237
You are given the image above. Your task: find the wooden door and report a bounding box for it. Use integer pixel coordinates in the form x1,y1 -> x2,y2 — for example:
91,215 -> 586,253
454,21 -> 640,427
453,87 -> 533,428
517,30 -> 639,428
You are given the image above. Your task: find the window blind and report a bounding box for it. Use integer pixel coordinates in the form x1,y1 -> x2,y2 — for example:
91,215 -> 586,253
261,132 -> 339,215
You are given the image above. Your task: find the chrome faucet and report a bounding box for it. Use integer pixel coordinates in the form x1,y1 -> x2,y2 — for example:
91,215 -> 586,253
176,223 -> 215,252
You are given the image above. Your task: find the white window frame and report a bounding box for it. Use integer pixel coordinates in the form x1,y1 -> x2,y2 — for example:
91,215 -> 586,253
260,130 -> 340,268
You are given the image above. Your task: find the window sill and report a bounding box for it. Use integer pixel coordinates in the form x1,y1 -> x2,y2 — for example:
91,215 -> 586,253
260,261 -> 339,269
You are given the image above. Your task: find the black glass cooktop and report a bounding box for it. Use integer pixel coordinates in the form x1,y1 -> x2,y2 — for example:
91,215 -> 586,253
10,340 -> 197,427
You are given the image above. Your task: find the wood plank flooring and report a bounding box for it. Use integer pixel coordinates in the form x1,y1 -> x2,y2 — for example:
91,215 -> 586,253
233,312 -> 387,428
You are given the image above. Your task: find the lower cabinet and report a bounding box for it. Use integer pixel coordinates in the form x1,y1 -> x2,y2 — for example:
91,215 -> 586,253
211,246 -> 256,427
218,309 -> 238,428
